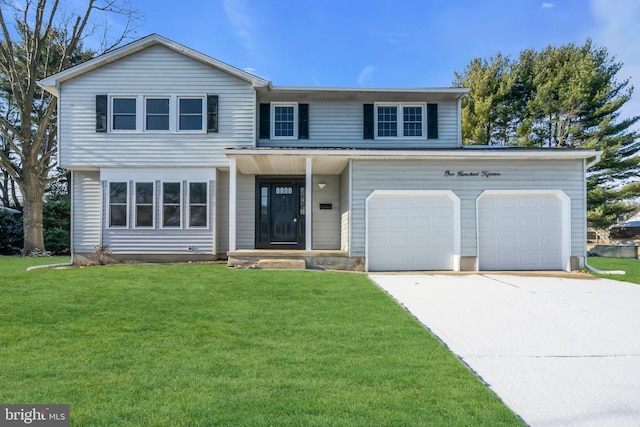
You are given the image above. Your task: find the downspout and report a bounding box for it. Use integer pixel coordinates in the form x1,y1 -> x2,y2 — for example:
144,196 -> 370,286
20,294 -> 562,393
582,152 -> 624,275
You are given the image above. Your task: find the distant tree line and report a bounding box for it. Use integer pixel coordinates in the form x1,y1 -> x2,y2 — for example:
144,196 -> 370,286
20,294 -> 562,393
454,40 -> 640,229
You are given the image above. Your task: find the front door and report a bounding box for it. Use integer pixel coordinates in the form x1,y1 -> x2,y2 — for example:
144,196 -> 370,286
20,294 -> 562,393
256,178 -> 305,249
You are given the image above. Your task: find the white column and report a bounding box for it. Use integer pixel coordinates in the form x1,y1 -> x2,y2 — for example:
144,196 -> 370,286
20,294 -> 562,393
228,158 -> 237,252
305,157 -> 312,251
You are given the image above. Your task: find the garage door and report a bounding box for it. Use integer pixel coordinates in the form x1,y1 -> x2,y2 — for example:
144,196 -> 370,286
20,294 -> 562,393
367,191 -> 459,271
477,191 -> 568,270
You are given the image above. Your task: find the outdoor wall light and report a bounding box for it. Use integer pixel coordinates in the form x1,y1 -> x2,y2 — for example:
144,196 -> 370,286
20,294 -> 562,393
318,183 -> 326,189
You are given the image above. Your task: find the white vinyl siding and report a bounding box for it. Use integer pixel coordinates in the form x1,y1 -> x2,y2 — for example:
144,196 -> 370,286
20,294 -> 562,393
72,171 -> 102,254
258,101 -> 459,148
312,175 -> 340,250
216,170 -> 229,256
340,165 -> 351,252
235,173 -> 255,249
349,159 -> 586,260
58,44 -> 255,169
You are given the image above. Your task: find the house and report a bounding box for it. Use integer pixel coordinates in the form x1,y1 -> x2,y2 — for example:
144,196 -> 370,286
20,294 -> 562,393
39,34 -> 600,272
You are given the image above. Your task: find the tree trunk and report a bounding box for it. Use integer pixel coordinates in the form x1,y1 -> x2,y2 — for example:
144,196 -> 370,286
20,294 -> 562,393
21,171 -> 46,255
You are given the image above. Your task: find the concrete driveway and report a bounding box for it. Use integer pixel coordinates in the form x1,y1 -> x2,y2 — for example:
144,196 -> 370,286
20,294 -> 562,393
369,273 -> 640,427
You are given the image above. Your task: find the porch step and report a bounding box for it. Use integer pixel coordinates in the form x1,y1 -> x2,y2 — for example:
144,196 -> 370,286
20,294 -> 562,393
257,259 -> 306,270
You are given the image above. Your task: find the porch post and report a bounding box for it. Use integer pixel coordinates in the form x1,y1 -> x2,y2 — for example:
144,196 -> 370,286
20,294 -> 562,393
229,158 -> 237,252
305,157 -> 312,251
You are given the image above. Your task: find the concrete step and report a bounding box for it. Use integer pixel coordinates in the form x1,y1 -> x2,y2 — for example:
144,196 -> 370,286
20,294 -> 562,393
257,259 -> 306,270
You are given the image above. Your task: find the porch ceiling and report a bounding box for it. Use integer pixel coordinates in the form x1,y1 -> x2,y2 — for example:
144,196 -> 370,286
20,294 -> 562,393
231,153 -> 350,175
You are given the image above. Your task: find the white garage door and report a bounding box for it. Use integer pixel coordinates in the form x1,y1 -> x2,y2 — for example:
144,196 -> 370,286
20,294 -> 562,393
367,192 -> 458,271
478,192 -> 567,270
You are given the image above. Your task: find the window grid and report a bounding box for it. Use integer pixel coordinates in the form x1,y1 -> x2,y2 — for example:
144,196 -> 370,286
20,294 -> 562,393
377,106 -> 398,137
403,106 -> 423,137
274,105 -> 295,137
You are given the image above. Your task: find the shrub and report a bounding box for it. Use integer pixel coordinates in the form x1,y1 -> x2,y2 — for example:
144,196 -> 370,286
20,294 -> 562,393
0,210 -> 23,255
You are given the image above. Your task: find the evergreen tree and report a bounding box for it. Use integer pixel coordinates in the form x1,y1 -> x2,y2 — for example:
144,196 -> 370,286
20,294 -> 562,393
454,40 -> 640,229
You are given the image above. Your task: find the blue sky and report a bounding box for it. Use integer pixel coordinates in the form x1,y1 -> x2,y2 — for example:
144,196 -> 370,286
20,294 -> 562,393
110,0 -> 639,126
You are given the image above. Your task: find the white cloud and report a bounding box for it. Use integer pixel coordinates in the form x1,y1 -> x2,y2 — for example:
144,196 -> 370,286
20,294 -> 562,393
541,2 -> 555,8
357,65 -> 376,87
222,0 -> 255,49
589,0 -> 640,126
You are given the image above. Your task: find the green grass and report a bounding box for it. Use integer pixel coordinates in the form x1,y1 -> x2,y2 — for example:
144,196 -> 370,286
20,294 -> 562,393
0,257 -> 522,426
587,256 -> 640,284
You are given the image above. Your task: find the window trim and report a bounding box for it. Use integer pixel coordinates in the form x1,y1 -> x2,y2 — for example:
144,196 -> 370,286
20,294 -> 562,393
188,181 -> 209,229
374,102 -> 427,140
161,181 -> 183,229
270,102 -> 298,140
108,181 -> 129,229
134,181 -> 155,229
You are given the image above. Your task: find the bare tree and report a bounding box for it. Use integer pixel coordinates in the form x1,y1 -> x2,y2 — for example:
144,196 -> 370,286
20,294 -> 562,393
0,0 -> 139,254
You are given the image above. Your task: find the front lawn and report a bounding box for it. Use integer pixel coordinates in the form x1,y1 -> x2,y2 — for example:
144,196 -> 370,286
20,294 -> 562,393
587,256 -> 640,284
0,258 -> 522,426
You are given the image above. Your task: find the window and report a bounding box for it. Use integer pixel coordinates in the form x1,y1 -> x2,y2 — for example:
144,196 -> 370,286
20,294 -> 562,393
112,98 -> 137,130
377,106 -> 398,137
162,182 -> 181,227
403,106 -> 423,137
271,103 -> 298,139
179,98 -> 204,131
145,98 -> 170,131
105,95 -> 211,133
109,182 -> 128,227
135,182 -> 154,228
189,182 -> 208,227
375,103 -> 425,139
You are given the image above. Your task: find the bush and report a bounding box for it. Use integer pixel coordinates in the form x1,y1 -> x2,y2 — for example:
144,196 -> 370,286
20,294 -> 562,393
0,210 -> 23,255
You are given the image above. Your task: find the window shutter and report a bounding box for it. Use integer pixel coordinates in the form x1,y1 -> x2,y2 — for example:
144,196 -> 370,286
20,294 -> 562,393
207,94 -> 218,133
96,95 -> 107,132
427,103 -> 438,139
259,103 -> 270,139
363,104 -> 374,139
298,104 -> 309,139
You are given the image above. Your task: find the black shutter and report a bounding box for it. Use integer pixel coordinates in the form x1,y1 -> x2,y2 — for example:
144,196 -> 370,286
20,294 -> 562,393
259,103 -> 270,139
363,104 -> 374,139
298,104 -> 309,139
427,103 -> 438,139
96,95 -> 107,132
207,94 -> 218,133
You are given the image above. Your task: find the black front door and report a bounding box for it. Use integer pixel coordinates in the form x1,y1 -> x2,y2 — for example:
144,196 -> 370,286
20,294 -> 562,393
256,178 -> 305,249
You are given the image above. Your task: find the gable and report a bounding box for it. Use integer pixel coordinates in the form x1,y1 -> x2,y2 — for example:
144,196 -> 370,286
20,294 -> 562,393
39,34 -> 269,95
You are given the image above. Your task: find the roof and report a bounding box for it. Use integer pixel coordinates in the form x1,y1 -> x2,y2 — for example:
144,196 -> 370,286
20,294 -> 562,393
38,34 -> 271,96
39,34 -> 470,101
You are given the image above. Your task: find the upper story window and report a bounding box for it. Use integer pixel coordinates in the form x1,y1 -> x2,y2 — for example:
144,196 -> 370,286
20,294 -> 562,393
179,98 -> 204,131
271,103 -> 298,139
112,98 -> 137,131
98,94 -> 217,133
145,98 -> 170,131
259,102 -> 308,140
375,103 -> 425,139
